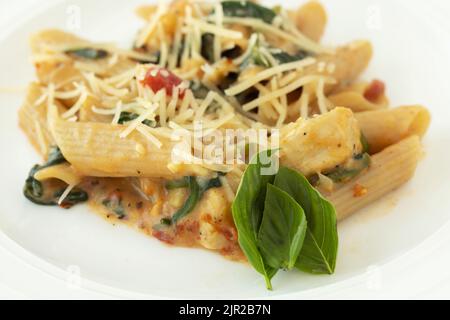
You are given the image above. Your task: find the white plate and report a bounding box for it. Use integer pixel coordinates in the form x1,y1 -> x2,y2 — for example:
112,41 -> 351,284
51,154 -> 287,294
1,0 -> 450,299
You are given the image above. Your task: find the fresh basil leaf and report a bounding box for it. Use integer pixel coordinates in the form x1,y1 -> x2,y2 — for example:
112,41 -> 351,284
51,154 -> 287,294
66,48 -> 108,60
274,167 -> 338,274
222,1 -> 276,24
258,184 -> 307,270
232,151 -> 277,289
326,153 -> 371,183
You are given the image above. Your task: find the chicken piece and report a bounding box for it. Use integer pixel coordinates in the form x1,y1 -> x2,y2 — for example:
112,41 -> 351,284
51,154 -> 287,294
195,189 -> 237,252
280,107 -> 362,176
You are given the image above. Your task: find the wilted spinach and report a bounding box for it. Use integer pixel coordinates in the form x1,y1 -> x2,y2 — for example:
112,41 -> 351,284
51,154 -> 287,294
325,153 -> 371,183
23,146 -> 88,208
66,48 -> 109,60
163,175 -> 223,225
222,1 -> 277,24
118,112 -> 157,128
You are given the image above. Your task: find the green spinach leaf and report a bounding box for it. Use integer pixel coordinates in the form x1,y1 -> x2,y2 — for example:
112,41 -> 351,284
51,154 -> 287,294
23,147 -> 88,208
360,132 -> 370,154
171,177 -> 201,224
201,33 -> 215,63
165,176 -> 223,225
271,50 -> 309,64
102,194 -> 126,219
325,153 -> 371,183
222,1 -> 276,24
66,48 -> 109,60
118,112 -> 157,128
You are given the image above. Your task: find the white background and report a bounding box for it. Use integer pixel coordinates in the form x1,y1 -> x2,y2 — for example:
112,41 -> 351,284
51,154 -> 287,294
1,0 -> 450,300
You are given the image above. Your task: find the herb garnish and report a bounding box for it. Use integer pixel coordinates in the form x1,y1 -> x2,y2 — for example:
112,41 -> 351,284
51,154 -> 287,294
232,151 -> 338,289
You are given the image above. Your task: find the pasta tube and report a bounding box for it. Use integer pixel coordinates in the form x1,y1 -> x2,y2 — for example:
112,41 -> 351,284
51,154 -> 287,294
327,136 -> 423,221
291,1 -> 328,42
328,82 -> 389,112
51,118 -> 211,179
356,106 -> 431,153
287,40 -> 373,121
18,83 -> 56,158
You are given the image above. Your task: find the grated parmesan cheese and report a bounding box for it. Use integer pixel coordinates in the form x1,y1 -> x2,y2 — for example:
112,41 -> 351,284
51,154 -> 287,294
58,184 -> 76,206
225,58 -> 316,96
135,2 -> 168,48
243,75 -> 335,112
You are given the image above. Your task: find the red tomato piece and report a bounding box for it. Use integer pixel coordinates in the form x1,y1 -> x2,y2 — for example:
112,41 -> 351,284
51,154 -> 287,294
142,67 -> 186,97
364,79 -> 386,102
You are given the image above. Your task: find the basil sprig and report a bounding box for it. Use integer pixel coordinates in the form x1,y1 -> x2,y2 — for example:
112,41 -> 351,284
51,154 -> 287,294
258,184 -> 307,270
274,167 -> 338,274
232,151 -> 339,289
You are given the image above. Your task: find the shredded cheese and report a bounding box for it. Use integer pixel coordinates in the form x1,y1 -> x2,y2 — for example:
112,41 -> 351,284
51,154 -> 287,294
219,16 -> 333,54
219,176 -> 235,203
136,124 -> 163,149
111,101 -> 123,125
225,58 -> 316,96
243,75 -> 335,112
213,3 -> 224,62
58,184 -> 76,206
120,104 -> 157,138
191,19 -> 243,40
135,2 -> 168,48
62,85 -> 88,119
316,78 -> 333,114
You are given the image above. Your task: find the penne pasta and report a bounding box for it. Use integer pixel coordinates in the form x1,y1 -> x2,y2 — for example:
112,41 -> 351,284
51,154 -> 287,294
290,1 -> 328,42
327,136 -> 423,221
18,83 -> 57,158
34,163 -> 83,186
356,106 -> 431,153
51,118 -> 206,179
287,40 -> 374,121
328,81 -> 389,112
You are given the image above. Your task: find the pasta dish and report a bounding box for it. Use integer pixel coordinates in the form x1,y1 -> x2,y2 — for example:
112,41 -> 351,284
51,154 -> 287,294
19,0 -> 431,289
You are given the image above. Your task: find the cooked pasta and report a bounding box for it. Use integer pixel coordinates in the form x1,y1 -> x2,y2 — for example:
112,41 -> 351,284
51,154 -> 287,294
17,0 -> 430,288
